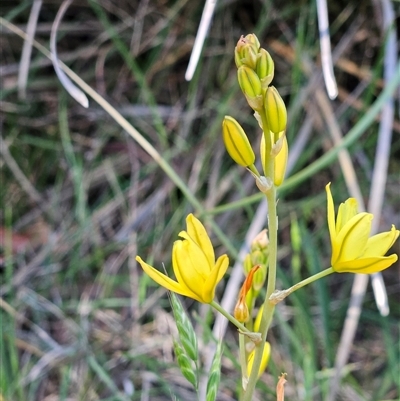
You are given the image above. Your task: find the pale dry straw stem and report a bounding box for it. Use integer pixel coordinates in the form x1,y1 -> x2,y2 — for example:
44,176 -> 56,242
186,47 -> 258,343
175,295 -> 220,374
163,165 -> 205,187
18,0 -> 42,100
316,0 -> 338,99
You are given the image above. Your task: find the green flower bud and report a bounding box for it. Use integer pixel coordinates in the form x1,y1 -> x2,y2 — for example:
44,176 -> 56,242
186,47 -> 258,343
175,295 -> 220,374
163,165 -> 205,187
243,253 -> 253,275
222,116 -> 255,167
242,45 -> 258,70
252,264 -> 267,291
244,33 -> 260,51
264,86 -> 287,135
251,250 -> 266,266
237,66 -> 263,110
256,49 -> 274,87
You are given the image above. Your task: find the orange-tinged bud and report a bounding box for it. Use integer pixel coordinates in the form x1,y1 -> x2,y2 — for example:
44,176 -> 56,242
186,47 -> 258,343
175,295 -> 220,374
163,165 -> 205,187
251,229 -> 269,252
235,34 -> 259,69
264,86 -> 287,135
222,116 -> 255,167
234,298 -> 249,323
241,265 -> 261,296
235,265 -> 261,323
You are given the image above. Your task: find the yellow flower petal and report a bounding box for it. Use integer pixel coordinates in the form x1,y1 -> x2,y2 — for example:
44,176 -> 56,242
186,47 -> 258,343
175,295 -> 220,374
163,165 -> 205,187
185,238 -> 212,276
136,256 -> 202,301
363,225 -> 400,257
185,214 -> 215,267
334,213 -> 372,265
326,183 -> 336,240
334,254 -> 398,274
172,241 -> 206,302
202,255 -> 229,303
336,198 -> 358,233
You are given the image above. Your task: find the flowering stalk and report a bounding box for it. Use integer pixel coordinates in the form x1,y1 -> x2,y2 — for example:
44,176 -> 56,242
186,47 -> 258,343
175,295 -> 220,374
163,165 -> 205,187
242,108 -> 278,401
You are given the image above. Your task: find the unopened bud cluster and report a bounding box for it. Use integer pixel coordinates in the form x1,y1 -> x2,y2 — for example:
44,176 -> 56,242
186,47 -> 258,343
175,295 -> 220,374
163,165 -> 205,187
222,34 -> 289,189
243,229 -> 269,294
234,232 -> 271,388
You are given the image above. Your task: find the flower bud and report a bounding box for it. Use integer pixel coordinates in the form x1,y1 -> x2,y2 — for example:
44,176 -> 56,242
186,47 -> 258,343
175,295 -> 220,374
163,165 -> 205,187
234,298 -> 249,323
251,250 -> 265,266
237,66 -> 263,110
256,49 -> 274,87
260,131 -> 288,186
264,86 -> 287,135
274,135 -> 288,187
244,33 -> 260,52
246,342 -> 271,379
235,265 -> 261,323
252,264 -> 267,291
235,34 -> 260,69
243,254 -> 253,275
251,229 -> 269,252
222,116 -> 255,167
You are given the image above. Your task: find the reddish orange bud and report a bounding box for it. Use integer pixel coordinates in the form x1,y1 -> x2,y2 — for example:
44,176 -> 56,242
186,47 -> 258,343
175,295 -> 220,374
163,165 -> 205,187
234,298 -> 249,323
234,265 -> 261,323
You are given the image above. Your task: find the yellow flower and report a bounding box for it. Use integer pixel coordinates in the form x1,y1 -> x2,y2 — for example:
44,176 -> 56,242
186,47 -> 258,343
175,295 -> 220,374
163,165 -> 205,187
247,342 -> 271,378
136,214 -> 229,303
326,183 -> 399,273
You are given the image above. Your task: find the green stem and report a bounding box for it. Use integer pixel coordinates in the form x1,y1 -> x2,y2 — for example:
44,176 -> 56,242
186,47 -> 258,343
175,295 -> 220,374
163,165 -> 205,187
238,333 -> 247,396
242,112 -> 278,401
210,300 -> 252,335
269,267 -> 334,304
